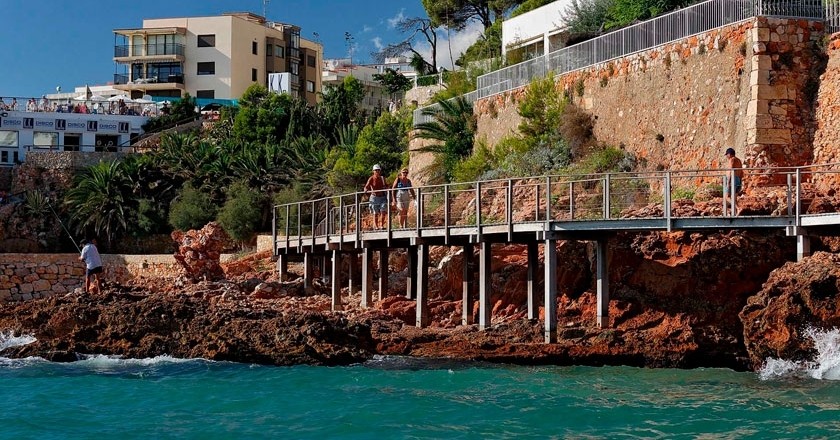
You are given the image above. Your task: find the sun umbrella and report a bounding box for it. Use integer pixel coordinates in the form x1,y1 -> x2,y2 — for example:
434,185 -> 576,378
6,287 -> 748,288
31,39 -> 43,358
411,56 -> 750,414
107,94 -> 133,103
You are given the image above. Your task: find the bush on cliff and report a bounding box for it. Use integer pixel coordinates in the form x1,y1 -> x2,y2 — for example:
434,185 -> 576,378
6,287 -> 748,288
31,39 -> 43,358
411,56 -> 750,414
169,183 -> 217,231
217,182 -> 264,244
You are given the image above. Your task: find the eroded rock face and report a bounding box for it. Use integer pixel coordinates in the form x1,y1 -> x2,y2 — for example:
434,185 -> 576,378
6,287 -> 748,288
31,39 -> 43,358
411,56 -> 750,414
171,222 -> 230,282
740,252 -> 840,370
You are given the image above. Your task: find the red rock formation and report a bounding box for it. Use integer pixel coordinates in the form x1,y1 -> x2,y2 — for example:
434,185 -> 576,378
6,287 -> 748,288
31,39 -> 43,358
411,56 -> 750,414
171,222 -> 231,282
740,252 -> 840,370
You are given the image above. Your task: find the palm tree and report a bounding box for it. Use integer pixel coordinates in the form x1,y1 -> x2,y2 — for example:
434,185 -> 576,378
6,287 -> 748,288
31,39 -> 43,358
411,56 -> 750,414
413,96 -> 476,183
65,160 -> 134,249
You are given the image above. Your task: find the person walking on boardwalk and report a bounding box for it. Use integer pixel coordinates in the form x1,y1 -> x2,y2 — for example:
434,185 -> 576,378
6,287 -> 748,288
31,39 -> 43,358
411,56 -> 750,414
78,238 -> 102,293
364,164 -> 389,229
724,147 -> 744,202
391,167 -> 416,228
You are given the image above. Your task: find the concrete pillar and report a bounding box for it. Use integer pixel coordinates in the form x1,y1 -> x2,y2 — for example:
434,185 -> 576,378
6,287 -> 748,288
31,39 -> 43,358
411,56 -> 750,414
479,241 -> 492,330
303,252 -> 313,289
416,244 -> 430,328
277,254 -> 288,282
527,241 -> 538,320
331,249 -> 343,311
544,239 -> 557,343
406,247 -> 418,299
361,248 -> 374,307
797,235 -> 811,262
462,243 -> 474,326
596,239 -> 610,328
347,253 -> 359,295
378,249 -> 389,300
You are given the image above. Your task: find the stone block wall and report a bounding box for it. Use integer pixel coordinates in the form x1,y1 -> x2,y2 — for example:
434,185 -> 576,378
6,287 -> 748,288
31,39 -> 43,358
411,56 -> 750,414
0,254 -> 182,302
435,18 -> 826,185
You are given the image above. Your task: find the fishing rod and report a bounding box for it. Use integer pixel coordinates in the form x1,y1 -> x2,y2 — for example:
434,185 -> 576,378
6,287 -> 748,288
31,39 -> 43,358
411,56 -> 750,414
44,197 -> 81,253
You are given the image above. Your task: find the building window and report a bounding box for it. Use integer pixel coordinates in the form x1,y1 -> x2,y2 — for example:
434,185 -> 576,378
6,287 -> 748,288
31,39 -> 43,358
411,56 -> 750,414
197,62 -> 215,75
0,130 -> 18,147
252,41 -> 258,55
306,80 -> 315,93
252,68 -> 258,82
196,90 -> 215,99
266,44 -> 272,56
198,34 -> 216,47
275,45 -> 284,58
290,63 -> 299,75
308,55 -> 316,67
33,132 -> 58,148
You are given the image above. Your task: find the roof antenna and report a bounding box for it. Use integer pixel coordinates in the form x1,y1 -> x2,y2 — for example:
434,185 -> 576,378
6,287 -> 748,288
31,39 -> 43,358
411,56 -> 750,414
263,0 -> 270,19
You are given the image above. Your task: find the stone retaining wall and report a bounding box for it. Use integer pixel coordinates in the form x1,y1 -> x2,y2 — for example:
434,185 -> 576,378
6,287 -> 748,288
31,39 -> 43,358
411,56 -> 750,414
0,254 -> 181,302
414,18 -> 826,184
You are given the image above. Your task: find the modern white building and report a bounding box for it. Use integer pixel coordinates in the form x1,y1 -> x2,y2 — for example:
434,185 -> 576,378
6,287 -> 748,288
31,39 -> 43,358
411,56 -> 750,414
502,1 -> 574,59
0,110 -> 146,166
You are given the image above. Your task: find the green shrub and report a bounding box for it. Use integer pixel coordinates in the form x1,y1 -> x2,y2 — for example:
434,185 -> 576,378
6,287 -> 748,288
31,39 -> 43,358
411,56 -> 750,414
452,141 -> 496,183
217,182 -> 264,243
671,187 -> 696,201
168,183 -> 216,231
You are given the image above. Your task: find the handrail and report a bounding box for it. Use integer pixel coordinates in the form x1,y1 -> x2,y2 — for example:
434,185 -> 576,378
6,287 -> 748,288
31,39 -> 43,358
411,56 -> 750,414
272,163 -> 840,251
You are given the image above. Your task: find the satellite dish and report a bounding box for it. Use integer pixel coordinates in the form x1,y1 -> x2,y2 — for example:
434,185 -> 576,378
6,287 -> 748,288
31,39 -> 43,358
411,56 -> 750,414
56,86 -> 61,92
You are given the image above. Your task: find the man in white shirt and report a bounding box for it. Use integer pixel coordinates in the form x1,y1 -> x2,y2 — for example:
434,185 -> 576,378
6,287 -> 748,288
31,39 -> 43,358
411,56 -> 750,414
78,238 -> 103,293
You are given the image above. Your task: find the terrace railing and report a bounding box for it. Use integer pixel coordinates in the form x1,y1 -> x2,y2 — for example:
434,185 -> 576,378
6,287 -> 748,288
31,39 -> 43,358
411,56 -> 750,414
414,0 -> 825,125
273,163 -> 840,252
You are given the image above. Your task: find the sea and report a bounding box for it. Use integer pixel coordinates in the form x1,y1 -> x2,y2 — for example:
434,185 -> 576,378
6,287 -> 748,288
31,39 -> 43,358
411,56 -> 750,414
2,329 -> 840,439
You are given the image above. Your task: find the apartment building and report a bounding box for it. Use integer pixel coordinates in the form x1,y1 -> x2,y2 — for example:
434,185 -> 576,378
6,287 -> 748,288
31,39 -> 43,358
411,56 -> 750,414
502,0 -> 573,59
112,12 -> 322,105
322,58 -> 390,112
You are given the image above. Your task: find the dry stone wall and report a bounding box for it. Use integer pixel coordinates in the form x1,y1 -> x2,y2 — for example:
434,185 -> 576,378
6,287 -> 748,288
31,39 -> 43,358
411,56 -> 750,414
0,254 -> 181,302
811,33 -> 840,188
426,18 -> 826,186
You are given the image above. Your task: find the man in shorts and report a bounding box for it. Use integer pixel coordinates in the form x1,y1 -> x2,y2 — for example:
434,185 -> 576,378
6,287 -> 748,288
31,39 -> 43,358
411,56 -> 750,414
79,238 -> 103,293
364,164 -> 389,229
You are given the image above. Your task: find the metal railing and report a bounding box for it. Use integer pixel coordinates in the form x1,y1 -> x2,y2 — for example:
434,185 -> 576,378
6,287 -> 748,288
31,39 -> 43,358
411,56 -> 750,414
114,43 -> 186,58
272,163 -> 840,251
414,0 -> 826,125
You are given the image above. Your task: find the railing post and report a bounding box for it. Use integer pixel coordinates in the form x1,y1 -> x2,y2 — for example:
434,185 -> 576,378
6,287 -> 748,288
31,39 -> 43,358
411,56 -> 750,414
311,200 -> 316,249
664,171 -> 672,232
339,196 -> 345,242
475,181 -> 482,240
355,192 -> 361,248
272,205 -> 277,259
534,183 -> 540,221
796,168 -> 802,226
506,179 -> 513,242
545,176 -> 552,222
416,187 -> 423,235
604,173 -> 611,220
285,204 -> 290,251
787,172 -> 793,216
569,181 -> 575,220
444,185 -> 450,244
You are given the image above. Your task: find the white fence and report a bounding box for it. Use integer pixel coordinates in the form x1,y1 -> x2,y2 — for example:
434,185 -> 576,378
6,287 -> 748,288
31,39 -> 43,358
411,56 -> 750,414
414,0 -> 826,126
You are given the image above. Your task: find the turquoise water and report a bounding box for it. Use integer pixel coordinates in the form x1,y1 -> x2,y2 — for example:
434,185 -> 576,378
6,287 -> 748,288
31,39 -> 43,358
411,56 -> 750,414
2,332 -> 840,439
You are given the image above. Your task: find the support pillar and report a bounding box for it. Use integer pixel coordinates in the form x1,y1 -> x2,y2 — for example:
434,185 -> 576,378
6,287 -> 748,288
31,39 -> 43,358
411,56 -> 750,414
378,249 -> 389,300
416,244 -> 430,328
596,239 -> 610,328
277,254 -> 288,282
798,235 -> 812,262
347,253 -> 359,295
331,249 -> 343,311
544,239 -> 557,343
406,247 -> 418,299
527,241 -> 538,320
303,252 -> 313,289
361,248 -> 374,307
479,241 -> 492,330
462,243 -> 474,325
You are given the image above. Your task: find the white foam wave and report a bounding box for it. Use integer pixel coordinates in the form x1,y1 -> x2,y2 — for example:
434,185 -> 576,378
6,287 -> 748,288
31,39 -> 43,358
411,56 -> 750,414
74,354 -> 204,369
759,327 -> 840,381
0,330 -> 36,351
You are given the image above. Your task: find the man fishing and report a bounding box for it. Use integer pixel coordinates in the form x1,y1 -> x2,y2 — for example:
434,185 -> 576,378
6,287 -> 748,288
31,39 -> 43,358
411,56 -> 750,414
78,238 -> 102,294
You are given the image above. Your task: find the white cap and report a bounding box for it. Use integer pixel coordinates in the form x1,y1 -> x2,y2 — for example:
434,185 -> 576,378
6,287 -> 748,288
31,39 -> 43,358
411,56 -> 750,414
372,164 -> 381,171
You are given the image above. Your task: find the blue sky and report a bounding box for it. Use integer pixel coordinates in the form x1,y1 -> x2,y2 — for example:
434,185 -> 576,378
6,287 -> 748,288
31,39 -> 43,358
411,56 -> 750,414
0,0 -> 480,98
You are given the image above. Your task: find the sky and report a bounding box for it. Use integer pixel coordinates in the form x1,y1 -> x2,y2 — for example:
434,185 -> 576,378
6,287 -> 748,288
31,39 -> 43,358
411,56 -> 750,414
0,0 -> 484,98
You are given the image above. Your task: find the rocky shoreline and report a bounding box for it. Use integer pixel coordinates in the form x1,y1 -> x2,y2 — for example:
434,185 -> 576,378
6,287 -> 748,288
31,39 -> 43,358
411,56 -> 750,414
1,229 -> 838,371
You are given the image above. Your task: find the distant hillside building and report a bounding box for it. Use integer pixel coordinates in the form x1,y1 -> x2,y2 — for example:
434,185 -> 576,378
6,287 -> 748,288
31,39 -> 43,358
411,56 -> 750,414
112,12 -> 322,105
502,0 -> 573,60
322,58 -> 390,112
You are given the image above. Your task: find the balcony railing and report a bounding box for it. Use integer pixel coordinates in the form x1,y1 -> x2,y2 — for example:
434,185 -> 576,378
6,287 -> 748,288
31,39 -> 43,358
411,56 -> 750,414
113,74 -> 129,85
113,43 -> 185,58
414,0 -> 826,126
